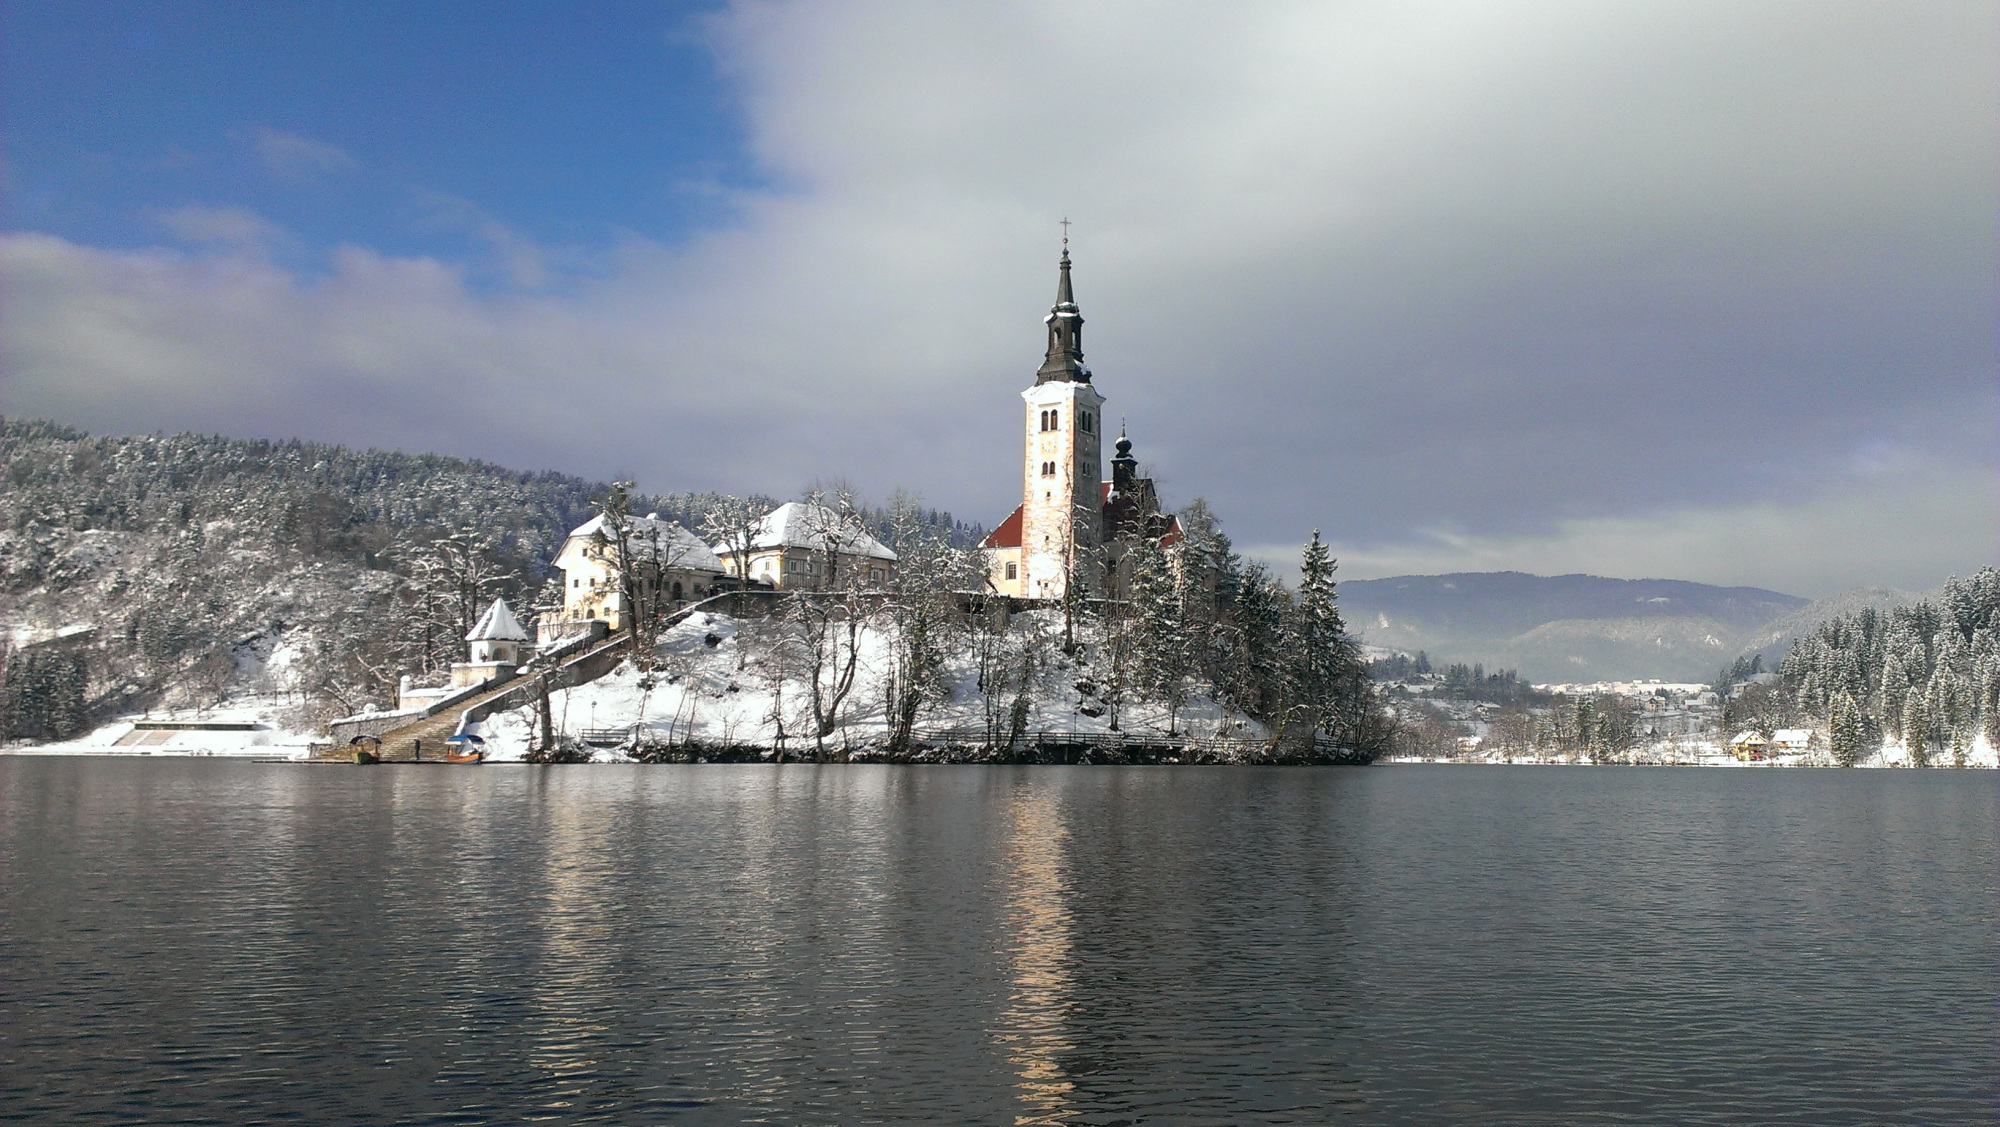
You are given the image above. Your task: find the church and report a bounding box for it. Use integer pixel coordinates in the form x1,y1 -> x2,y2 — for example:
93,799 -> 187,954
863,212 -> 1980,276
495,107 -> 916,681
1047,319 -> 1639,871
981,246 -> 1180,600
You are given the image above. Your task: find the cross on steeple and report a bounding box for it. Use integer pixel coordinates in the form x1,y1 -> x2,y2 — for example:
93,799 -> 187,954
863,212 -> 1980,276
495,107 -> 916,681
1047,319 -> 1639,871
1037,235 -> 1088,384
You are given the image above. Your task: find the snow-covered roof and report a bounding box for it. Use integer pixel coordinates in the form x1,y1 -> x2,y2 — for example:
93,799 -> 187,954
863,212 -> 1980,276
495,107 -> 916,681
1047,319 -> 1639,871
718,502 -> 898,561
1772,729 -> 1813,745
564,513 -> 724,573
466,597 -> 529,643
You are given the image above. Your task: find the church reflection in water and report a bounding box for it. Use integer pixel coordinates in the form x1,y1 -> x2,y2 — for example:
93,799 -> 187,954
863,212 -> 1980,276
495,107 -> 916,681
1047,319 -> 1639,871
994,786 -> 1078,1124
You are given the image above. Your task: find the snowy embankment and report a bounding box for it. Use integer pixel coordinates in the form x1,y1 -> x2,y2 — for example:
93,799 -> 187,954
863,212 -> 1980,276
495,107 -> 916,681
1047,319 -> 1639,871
474,609 -> 1266,762
1389,734 -> 1997,769
5,630 -> 327,758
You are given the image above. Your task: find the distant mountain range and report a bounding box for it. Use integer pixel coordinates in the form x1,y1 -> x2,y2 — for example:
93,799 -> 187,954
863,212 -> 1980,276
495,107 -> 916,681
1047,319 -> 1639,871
1337,572 -> 1927,684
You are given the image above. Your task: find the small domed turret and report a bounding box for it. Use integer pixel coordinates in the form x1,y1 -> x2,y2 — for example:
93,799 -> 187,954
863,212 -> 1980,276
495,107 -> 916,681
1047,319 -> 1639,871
1111,422 -> 1138,491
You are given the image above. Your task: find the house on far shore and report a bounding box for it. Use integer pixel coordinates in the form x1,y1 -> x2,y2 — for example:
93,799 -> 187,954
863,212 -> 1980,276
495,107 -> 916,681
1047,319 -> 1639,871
1770,729 -> 1814,754
551,513 -> 723,634
1730,731 -> 1770,761
713,501 -> 897,590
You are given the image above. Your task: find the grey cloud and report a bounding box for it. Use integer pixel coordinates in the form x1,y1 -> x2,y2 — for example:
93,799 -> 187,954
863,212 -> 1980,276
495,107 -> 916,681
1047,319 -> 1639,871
3,1 -> 1992,598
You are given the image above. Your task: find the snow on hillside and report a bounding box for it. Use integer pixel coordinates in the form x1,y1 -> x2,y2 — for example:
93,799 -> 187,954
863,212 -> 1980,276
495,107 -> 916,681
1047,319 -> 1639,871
11,628 -> 332,757
473,609 -> 1264,761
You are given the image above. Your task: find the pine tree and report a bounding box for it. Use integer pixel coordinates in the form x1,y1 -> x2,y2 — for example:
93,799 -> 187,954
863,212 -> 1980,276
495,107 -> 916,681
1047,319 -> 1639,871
1277,531 -> 1386,759
1127,540 -> 1193,735
1828,690 -> 1863,767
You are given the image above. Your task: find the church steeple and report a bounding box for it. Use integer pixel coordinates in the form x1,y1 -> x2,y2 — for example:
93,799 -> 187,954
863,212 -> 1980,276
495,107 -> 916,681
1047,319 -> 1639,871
1036,247 -> 1089,384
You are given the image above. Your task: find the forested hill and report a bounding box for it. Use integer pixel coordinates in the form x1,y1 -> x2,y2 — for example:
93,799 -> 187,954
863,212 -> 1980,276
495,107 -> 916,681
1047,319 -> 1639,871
0,418 -> 976,739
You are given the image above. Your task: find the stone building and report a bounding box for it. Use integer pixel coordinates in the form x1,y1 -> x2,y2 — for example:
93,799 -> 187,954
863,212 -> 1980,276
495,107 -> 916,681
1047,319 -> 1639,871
982,248 -> 1178,600
551,513 -> 723,631
451,597 -> 529,687
712,501 -> 898,590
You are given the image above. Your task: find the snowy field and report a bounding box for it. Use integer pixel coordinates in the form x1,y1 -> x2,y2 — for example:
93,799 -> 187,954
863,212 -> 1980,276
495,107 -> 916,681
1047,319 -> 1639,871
1389,736 -> 1997,769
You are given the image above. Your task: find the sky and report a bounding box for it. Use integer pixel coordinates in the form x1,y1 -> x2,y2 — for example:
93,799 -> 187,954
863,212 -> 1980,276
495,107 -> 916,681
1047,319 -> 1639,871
2,0 -> 1993,598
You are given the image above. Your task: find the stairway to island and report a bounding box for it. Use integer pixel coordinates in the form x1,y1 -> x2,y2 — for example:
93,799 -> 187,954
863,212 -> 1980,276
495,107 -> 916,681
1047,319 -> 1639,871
319,593 -> 747,762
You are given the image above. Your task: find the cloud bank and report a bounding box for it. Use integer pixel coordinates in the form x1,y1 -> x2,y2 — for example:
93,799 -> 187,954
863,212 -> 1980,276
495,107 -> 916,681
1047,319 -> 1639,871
4,1 -> 1993,596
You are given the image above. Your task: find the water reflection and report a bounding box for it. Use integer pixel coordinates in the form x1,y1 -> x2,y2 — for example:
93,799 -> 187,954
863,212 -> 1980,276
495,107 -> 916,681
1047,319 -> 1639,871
994,781 -> 1077,1124
521,773 -> 616,1109
4,762 -> 1993,1126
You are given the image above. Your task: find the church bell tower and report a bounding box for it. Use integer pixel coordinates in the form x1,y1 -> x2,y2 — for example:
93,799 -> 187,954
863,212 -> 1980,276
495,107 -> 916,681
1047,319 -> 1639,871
1018,245 -> 1105,600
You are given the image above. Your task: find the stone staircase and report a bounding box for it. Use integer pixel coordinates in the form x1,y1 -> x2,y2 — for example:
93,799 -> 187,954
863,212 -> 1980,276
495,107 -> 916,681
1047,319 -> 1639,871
352,677 -> 533,762
321,593 -> 752,763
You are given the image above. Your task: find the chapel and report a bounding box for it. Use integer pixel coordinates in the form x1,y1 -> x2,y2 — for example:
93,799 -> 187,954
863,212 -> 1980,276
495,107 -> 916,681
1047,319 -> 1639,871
981,246 -> 1179,600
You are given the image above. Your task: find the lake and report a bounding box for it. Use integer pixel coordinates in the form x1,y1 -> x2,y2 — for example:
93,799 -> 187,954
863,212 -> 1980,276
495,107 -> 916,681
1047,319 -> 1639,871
2,759 -> 1993,1124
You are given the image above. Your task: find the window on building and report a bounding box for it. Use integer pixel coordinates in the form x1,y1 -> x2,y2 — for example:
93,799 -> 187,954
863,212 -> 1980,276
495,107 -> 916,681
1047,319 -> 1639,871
1005,562 -> 1017,580
1050,409 -> 1059,430
1081,411 -> 1094,433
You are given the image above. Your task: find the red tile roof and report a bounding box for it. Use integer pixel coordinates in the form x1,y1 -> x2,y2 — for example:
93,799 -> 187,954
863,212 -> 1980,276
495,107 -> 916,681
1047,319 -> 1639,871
981,504 -> 1025,549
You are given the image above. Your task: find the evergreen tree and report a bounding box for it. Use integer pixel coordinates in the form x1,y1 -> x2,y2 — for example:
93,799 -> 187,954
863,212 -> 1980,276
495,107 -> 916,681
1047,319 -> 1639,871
1828,690 -> 1864,767
1128,540 -> 1194,735
1275,531 -> 1388,759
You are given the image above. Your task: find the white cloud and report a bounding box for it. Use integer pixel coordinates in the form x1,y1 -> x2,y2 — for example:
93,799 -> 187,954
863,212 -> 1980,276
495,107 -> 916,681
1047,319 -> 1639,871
154,205 -> 289,248
2,2 -> 1992,596
252,126 -> 358,180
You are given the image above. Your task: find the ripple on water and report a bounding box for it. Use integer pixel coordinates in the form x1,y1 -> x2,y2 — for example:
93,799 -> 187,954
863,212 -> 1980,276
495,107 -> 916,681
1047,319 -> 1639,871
1,761 -> 1993,1125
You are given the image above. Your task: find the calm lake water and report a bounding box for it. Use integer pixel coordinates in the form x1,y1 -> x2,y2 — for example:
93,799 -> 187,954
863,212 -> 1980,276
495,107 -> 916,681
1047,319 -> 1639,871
2,760 -> 1993,1125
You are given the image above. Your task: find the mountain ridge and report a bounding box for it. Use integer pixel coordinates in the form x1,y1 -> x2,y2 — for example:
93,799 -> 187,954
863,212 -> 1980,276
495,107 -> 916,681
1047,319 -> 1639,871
1338,571 -> 1812,683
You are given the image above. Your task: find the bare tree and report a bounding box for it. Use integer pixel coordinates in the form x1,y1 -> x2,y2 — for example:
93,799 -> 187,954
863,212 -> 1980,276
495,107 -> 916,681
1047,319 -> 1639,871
880,490 -> 976,755
701,494 -> 764,602
769,488 -> 880,759
397,527 -> 505,677
585,483 -> 700,666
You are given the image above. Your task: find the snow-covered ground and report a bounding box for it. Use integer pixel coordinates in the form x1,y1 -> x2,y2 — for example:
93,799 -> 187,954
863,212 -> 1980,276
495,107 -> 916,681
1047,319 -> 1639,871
5,630 -> 328,758
474,609 -> 1264,762
1389,732 -> 1997,769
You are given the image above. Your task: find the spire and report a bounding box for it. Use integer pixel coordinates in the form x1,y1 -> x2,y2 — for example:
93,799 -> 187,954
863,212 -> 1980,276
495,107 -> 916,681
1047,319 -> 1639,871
1111,420 -> 1137,490
1036,234 -> 1089,384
